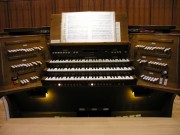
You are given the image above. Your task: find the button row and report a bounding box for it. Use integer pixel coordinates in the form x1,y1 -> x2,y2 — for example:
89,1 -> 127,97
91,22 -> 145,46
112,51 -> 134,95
30,76 -> 39,82
11,61 -> 42,72
148,61 -> 168,67
140,75 -> 159,83
20,79 -> 29,85
136,45 -> 171,53
137,59 -> 168,68
8,46 -> 43,55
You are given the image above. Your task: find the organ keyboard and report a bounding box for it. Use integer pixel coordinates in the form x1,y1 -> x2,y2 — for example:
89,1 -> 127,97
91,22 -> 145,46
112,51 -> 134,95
41,43 -> 137,87
48,58 -> 130,63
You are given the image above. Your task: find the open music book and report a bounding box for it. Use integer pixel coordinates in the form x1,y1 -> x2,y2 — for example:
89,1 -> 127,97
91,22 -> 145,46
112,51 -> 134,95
61,12 -> 120,42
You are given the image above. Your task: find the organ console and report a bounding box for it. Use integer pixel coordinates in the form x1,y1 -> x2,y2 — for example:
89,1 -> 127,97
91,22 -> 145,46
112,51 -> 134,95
41,42 -> 137,87
0,13 -> 179,118
40,13 -> 137,88
0,19 -> 179,95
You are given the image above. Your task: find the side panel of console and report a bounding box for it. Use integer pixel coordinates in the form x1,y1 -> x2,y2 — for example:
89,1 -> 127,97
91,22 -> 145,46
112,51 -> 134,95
0,35 -> 49,93
130,34 -> 180,94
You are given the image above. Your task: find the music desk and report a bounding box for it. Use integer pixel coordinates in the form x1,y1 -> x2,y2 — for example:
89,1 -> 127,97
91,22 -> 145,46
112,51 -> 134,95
0,117 -> 180,135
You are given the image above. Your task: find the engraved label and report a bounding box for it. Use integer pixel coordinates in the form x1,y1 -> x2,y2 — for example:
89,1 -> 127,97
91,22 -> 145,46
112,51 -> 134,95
142,56 -> 146,59
157,58 -> 162,61
51,40 -> 61,43
149,72 -> 153,75
23,44 -> 27,47
22,59 -> 27,62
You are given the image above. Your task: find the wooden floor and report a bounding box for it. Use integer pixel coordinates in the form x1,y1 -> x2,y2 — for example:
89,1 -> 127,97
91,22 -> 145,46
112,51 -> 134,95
0,96 -> 180,135
0,117 -> 180,135
172,95 -> 180,118
0,98 -> 6,125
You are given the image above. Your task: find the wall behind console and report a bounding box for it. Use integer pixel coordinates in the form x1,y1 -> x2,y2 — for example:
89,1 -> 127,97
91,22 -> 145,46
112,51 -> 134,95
0,0 -> 180,31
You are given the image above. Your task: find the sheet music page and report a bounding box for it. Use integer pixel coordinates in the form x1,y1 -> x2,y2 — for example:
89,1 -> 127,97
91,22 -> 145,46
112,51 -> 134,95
61,12 -> 116,42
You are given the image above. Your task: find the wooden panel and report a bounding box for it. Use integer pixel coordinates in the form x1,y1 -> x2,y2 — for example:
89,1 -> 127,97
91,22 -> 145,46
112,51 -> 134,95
69,0 -> 80,12
115,0 -> 127,13
103,0 -> 111,11
130,33 -> 180,94
151,0 -> 173,25
103,0 -> 124,12
55,0 -> 80,13
88,0 -> 104,11
0,2 -> 8,32
31,0 -> 55,27
103,0 -> 119,11
116,13 -> 129,42
0,0 -> 179,34
50,14 -> 61,41
109,0 -> 116,11
79,0 -> 88,11
8,1 -> 32,28
128,0 -> 151,25
54,0 -> 64,13
0,35 -> 48,94
173,0 -> 180,29
127,0 -> 134,25
87,0 -> 127,12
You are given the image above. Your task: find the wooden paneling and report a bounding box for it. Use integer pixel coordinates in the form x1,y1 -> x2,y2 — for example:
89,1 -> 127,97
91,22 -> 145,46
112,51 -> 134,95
151,0 -> 173,25
54,0 -> 64,13
8,1 -> 32,28
128,0 -> 151,25
0,0 -> 180,32
173,0 -> 180,29
79,0 -> 88,11
31,0 -> 55,27
55,0 -> 80,13
88,0 -> 103,11
0,2 -> 8,32
86,0 -> 127,14
116,0 -> 127,13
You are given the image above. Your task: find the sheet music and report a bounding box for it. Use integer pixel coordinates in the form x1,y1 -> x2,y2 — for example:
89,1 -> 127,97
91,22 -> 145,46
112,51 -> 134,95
61,12 -> 116,42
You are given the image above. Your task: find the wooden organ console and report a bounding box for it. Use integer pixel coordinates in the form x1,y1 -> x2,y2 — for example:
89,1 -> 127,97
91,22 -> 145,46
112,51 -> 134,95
0,14 -> 179,118
42,42 -> 137,87
41,13 -> 137,87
